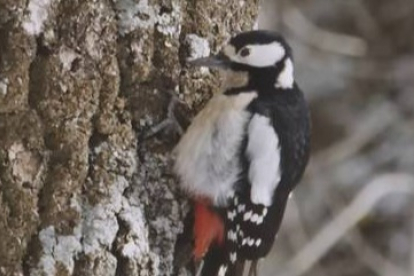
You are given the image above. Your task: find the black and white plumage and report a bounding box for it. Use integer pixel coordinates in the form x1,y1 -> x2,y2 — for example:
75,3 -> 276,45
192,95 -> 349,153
173,30 -> 310,276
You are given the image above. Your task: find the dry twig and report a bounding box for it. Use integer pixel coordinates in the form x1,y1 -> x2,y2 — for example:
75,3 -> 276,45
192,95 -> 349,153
278,174 -> 414,276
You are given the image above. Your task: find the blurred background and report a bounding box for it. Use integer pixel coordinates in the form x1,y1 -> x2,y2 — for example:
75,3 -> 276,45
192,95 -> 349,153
258,1 -> 414,276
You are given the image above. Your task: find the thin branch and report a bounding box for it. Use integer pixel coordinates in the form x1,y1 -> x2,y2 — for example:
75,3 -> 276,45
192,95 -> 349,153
342,1 -> 383,42
307,102 -> 400,175
411,210 -> 414,276
321,183 -> 407,276
285,196 -> 329,276
278,173 -> 414,276
345,229 -> 408,276
281,3 -> 367,57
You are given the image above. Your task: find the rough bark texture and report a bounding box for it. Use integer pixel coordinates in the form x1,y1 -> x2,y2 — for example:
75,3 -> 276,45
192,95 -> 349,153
0,0 -> 259,275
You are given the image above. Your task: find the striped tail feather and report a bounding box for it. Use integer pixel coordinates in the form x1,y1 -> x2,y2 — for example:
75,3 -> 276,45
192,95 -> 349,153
198,245 -> 245,276
199,255 -> 261,276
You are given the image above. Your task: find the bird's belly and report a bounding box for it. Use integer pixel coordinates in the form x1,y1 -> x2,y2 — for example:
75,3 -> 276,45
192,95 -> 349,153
174,95 -> 254,205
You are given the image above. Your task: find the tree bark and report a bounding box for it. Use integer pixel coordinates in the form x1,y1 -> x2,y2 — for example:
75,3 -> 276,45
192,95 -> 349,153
0,0 -> 259,275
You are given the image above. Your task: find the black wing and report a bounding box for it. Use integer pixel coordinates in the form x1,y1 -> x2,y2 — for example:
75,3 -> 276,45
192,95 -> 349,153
200,86 -> 310,276
230,86 -> 310,260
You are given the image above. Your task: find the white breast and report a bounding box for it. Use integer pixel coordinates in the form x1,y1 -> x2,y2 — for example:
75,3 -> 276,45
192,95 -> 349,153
173,92 -> 257,206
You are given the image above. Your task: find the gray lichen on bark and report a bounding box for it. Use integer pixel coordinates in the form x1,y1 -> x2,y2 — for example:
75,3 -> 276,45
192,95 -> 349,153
0,0 -> 259,275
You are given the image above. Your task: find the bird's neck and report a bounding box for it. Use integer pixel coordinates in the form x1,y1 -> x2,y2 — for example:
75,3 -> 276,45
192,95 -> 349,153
251,59 -> 295,93
249,68 -> 279,91
220,70 -> 249,92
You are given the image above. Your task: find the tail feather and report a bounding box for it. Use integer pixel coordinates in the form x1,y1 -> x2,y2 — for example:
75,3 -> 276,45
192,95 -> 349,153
198,245 -> 225,276
173,207 -> 196,276
247,260 -> 259,276
234,260 -> 246,276
199,246 -> 247,276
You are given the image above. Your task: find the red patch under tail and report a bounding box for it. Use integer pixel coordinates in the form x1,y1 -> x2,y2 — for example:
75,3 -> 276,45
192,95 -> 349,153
193,198 -> 225,260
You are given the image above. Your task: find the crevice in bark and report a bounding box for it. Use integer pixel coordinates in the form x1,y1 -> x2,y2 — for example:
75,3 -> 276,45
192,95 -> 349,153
22,33 -> 47,275
35,34 -> 56,57
112,213 -> 129,276
21,233 -> 42,276
27,36 -> 41,111
26,56 -> 49,189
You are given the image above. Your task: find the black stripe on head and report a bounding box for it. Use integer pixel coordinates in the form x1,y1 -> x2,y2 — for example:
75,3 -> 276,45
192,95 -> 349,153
229,30 -> 291,55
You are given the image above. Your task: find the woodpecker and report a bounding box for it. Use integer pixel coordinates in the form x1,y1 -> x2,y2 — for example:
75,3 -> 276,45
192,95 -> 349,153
173,30 -> 310,276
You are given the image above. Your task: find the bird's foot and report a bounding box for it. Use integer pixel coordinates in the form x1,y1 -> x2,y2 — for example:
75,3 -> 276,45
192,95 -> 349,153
248,260 -> 259,276
142,91 -> 184,140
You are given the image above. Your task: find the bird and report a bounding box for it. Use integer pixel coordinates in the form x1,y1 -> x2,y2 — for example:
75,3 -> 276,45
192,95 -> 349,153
173,30 -> 311,276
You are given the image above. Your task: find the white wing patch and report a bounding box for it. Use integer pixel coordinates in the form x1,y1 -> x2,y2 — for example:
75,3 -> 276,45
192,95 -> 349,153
246,114 -> 281,206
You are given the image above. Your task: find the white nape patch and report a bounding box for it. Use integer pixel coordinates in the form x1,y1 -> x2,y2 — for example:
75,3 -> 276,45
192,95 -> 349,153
246,114 -> 281,206
23,0 -> 53,35
224,42 -> 285,68
276,58 -> 294,89
230,252 -> 237,263
174,92 -> 257,206
218,265 -> 228,276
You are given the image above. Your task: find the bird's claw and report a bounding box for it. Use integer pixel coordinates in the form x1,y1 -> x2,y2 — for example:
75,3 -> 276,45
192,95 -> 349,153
248,260 -> 259,276
141,92 -> 184,140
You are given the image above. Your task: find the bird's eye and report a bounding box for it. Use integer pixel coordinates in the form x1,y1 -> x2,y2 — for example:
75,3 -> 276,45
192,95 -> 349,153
240,48 -> 250,57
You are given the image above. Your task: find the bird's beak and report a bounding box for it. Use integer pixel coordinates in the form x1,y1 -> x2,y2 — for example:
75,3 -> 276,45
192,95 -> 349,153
188,52 -> 231,69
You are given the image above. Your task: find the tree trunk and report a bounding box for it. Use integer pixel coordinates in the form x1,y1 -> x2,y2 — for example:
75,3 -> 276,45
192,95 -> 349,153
0,0 -> 258,275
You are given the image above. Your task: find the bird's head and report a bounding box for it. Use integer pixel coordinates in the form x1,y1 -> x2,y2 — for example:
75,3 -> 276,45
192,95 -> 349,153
189,30 -> 294,92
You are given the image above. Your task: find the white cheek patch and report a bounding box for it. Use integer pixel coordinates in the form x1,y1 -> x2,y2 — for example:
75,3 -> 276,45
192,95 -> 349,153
246,114 -> 281,206
225,42 -> 286,67
276,58 -> 294,89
